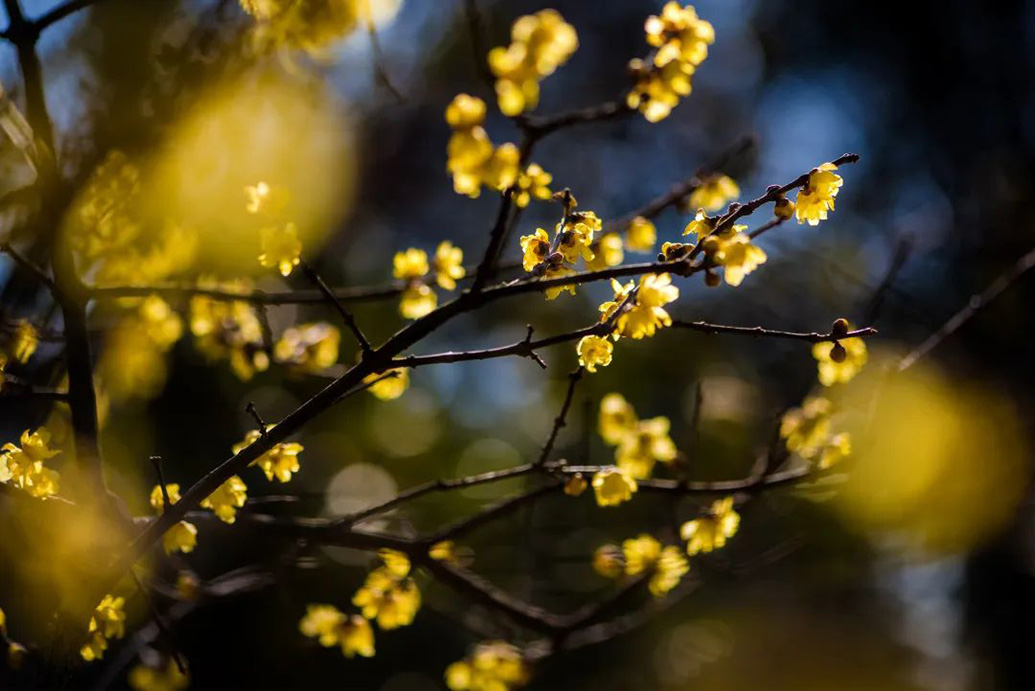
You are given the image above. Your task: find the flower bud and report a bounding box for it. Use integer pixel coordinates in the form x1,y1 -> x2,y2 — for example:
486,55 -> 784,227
705,269 -> 721,287
830,341 -> 847,363
831,318 -> 850,338
774,196 -> 795,221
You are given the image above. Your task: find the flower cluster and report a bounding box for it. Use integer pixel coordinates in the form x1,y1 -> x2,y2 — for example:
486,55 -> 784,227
150,483 -> 199,555
98,296 -> 184,402
599,273 -> 680,340
627,3 -> 714,122
246,181 -> 302,277
444,94 -> 552,205
795,162 -> 844,226
352,549 -> 422,630
274,321 -> 341,373
299,604 -> 375,658
697,223 -> 768,288
445,640 -> 530,691
233,426 -> 305,483
597,393 -> 678,480
80,594 -> 126,661
189,279 -> 270,381
392,241 -> 466,319
488,9 -> 578,116
0,428 -> 60,499
593,534 -> 690,597
519,206 -> 602,300
780,396 -> 851,470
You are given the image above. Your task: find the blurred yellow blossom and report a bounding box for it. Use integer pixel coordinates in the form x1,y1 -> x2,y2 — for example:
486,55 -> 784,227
563,473 -> 587,496
818,432 -> 852,470
274,322 -> 340,373
681,497 -> 740,555
80,594 -> 125,662
689,175 -> 738,212
1,427 -> 60,498
393,248 -> 430,280
812,333 -> 868,386
586,232 -> 624,271
299,604 -> 375,658
162,521 -> 198,555
779,396 -> 833,457
190,279 -> 269,381
576,335 -> 613,373
712,230 -> 767,287
239,0 -> 397,55
622,534 -> 662,575
258,223 -> 302,277
9,320 -> 37,363
200,475 -> 248,524
488,9 -> 578,116
615,416 -> 678,480
233,428 -> 304,483
592,468 -> 638,507
512,163 -> 553,207
128,660 -> 190,691
795,162 -> 843,225
593,544 -> 626,578
598,393 -> 638,445
542,265 -> 577,300
364,368 -> 409,400
352,550 -> 421,630
244,180 -> 290,216
625,216 -> 656,252
445,641 -> 530,691
683,208 -> 714,238
432,241 -> 466,290
399,283 -> 438,319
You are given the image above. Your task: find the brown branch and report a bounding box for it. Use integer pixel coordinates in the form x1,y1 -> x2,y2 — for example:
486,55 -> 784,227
0,241 -> 53,289
863,235 -> 913,325
535,368 -> 583,467
898,245 -> 1035,371
518,100 -> 633,139
470,189 -> 516,293
300,260 -> 373,355
365,16 -> 404,102
671,320 -> 877,343
462,0 -> 496,95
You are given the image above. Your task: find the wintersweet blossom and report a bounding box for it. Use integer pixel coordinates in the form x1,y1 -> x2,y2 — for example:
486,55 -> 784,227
258,222 -> 302,277
681,497 -> 740,555
233,428 -> 304,483
812,332 -> 868,386
445,641 -> 530,691
795,162 -> 843,225
576,335 -> 613,373
592,468 -> 638,507
200,475 -> 248,524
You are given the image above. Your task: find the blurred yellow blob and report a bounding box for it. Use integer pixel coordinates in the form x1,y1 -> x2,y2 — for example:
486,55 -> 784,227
147,71 -> 354,274
833,351 -> 1029,553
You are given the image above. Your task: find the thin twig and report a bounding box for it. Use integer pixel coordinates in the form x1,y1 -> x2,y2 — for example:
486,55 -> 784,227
300,260 -> 373,355
535,368 -> 583,467
0,241 -> 53,289
671,320 -> 877,343
898,245 -> 1035,371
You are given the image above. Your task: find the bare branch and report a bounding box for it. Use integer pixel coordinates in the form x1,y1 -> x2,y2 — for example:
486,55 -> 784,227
300,260 -> 373,355
671,320 -> 877,343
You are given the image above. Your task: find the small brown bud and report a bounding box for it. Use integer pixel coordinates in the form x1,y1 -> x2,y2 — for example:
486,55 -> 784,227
705,269 -> 721,287
830,341 -> 847,363
564,474 -> 588,496
701,235 -> 721,255
831,318 -> 850,338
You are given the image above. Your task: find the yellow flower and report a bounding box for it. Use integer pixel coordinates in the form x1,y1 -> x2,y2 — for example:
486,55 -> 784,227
189,278 -> 269,381
138,296 -> 183,349
150,483 -> 181,513
445,95 -> 495,197
646,2 -> 715,68
576,335 -> 613,373
683,208 -> 714,238
680,496 -> 740,555
622,534 -> 662,575
80,594 -> 125,662
352,567 -> 421,630
601,273 -> 679,340
162,520 -> 198,555
488,9 -> 578,116
432,241 -> 466,290
519,228 -> 551,272
592,544 -> 625,578
556,213 -> 597,266
482,143 -> 521,192
364,368 -> 410,400
258,222 -> 302,277
445,641 -> 530,691
300,604 -> 346,647
598,393 -> 638,445
625,216 -> 656,252
244,180 -> 290,216
592,468 -> 638,507
338,615 -> 375,658
795,162 -> 843,226
586,232 -> 624,271
713,230 -> 766,287
626,58 -> 695,123
378,548 -> 411,578
128,660 -> 190,691
650,546 -> 690,596
274,322 -> 340,372
445,93 -> 488,129
563,474 -> 588,496
399,283 -> 438,319
812,334 -> 868,386
428,540 -> 472,565
779,396 -> 832,457
200,475 -> 248,524
512,163 -> 553,207
233,428 -> 304,483
819,433 -> 851,470
542,265 -> 577,300
1,427 -> 61,498
615,416 -> 678,480
689,175 -> 739,212
10,320 -> 38,363
393,248 -> 430,280
239,0 -> 372,54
